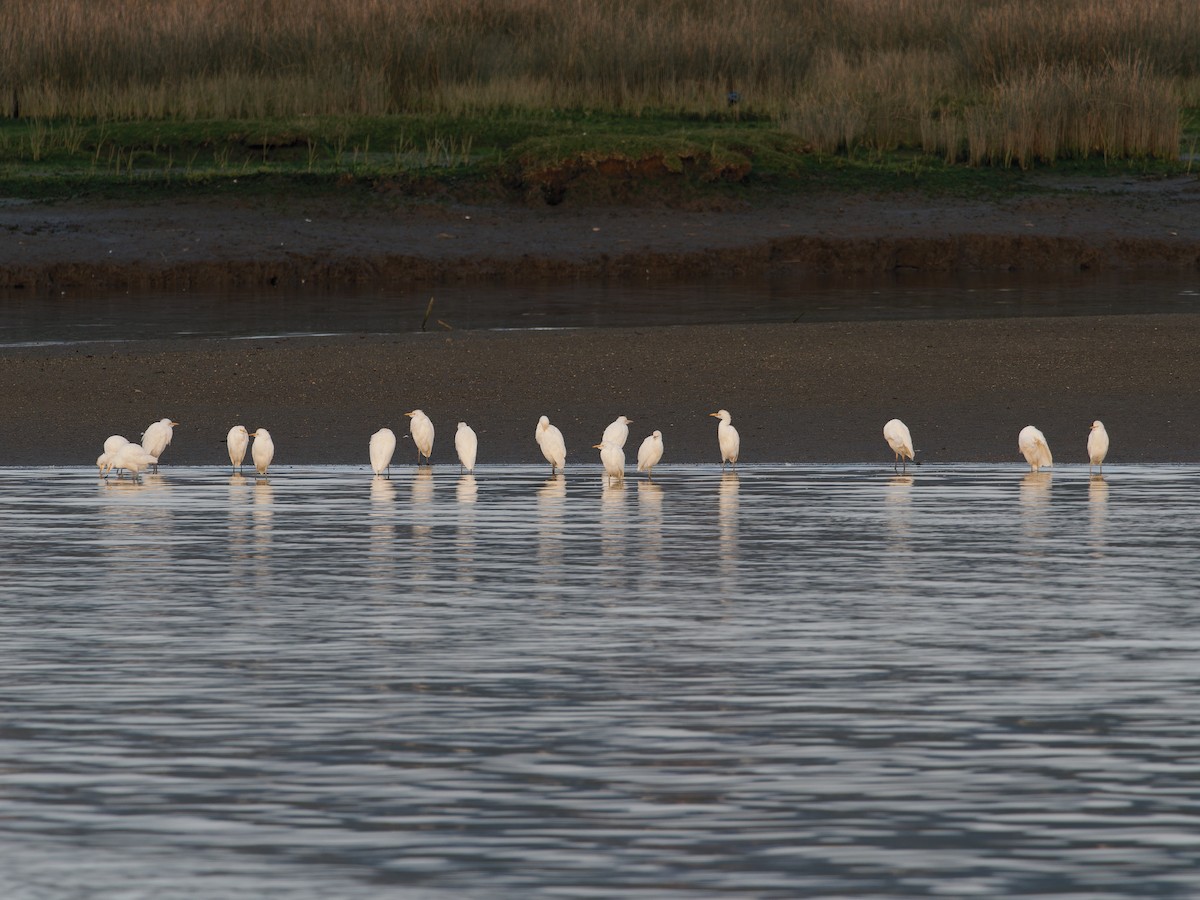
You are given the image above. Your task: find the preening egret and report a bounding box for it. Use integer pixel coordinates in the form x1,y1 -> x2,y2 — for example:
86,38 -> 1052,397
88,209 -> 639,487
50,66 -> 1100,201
97,435 -> 130,477
536,415 -> 566,474
370,427 -> 397,476
455,422 -> 478,473
883,418 -> 915,471
250,428 -> 275,475
110,442 -> 157,482
141,418 -> 178,472
227,425 -> 249,473
1018,425 -> 1052,472
636,430 -> 664,479
593,440 -> 625,482
406,409 -> 434,465
602,416 -> 632,448
1087,420 -> 1109,472
709,409 -> 740,468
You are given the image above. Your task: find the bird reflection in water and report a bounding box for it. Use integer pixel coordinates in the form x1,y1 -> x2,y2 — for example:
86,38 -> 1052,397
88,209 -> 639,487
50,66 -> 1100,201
884,474 -> 915,548
456,475 -> 478,586
1019,471 -> 1053,545
718,471 -> 739,580
249,477 -> 274,583
637,479 -> 664,588
1089,474 -> 1109,550
410,469 -> 434,580
368,476 -> 397,584
600,479 -> 628,591
537,475 -> 567,588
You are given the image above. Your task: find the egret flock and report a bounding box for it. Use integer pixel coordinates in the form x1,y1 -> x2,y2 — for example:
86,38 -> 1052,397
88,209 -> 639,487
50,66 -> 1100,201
96,410 -> 1109,483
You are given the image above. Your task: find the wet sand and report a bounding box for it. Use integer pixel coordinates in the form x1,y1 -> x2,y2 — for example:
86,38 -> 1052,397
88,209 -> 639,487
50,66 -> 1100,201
2,314 -> 1196,466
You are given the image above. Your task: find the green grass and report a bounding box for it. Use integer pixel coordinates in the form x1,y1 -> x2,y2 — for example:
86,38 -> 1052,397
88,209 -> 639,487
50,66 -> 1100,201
0,110 -> 1193,205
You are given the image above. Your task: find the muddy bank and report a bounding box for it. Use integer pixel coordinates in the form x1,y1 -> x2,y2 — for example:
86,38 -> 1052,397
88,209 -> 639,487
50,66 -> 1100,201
2,315 -> 1196,466
1,177 -> 1199,293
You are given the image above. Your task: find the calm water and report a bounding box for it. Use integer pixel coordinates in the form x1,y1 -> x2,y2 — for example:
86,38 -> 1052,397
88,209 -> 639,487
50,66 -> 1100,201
2,464 -> 1199,898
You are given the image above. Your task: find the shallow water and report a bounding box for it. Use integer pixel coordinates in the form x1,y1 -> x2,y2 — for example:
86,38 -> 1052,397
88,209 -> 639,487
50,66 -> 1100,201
2,464 -> 1199,898
2,272 -> 1198,345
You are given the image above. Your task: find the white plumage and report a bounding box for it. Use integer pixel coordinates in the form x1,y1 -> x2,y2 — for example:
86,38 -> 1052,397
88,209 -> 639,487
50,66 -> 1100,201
636,430 -> 664,478
593,440 -> 625,482
1087,420 -> 1109,472
369,427 -> 397,476
883,418 -> 915,471
536,415 -> 566,474
227,425 -> 249,473
1018,425 -> 1052,472
455,422 -> 478,472
406,409 -> 434,465
709,409 -> 740,468
110,442 -> 158,482
250,428 -> 275,475
141,418 -> 178,471
602,415 -> 632,448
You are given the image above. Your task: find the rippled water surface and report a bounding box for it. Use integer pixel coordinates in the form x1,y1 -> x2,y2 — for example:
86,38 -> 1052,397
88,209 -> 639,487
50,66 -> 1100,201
2,464 -> 1199,898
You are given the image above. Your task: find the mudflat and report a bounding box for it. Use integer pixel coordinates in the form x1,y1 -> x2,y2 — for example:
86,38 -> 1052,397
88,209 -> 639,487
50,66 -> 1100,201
2,315 -> 1195,466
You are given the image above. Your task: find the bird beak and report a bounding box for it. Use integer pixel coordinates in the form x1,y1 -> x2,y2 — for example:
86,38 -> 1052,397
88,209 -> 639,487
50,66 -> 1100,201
405,411 -> 415,418
708,412 -> 720,418
171,422 -> 180,427
592,443 -> 603,449
248,431 -> 257,437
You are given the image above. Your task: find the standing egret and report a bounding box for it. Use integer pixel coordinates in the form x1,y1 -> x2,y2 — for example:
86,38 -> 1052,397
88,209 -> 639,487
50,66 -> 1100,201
406,409 -> 434,465
141,418 -> 178,472
1087,420 -> 1109,472
110,442 -> 157,482
883,418 -> 915,472
536,415 -> 566,474
1018,425 -> 1052,472
455,422 -> 478,473
709,409 -> 740,468
593,440 -> 625,483
602,416 -> 633,448
97,435 -> 130,477
227,425 -> 249,473
370,427 -> 397,476
636,430 -> 664,479
250,428 -> 275,475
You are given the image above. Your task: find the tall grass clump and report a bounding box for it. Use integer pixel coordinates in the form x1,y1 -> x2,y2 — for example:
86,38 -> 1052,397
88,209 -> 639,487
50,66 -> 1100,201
0,0 -> 1193,165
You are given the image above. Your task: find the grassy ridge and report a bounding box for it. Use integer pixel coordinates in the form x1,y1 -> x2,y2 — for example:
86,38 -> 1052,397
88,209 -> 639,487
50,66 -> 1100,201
0,0 -> 1198,179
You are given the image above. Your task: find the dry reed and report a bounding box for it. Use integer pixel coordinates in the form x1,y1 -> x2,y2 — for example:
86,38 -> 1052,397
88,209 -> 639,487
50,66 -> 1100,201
0,0 -> 1192,163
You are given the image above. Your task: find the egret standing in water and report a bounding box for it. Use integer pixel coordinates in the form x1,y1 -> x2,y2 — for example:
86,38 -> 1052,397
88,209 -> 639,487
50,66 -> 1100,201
227,425 -> 249,474
141,418 -> 178,472
636,430 -> 664,479
406,409 -> 434,465
602,416 -> 632,448
1087,420 -> 1109,472
369,427 -> 397,476
536,415 -> 566,474
883,418 -> 915,471
455,422 -> 478,473
709,409 -> 740,469
96,435 -> 130,477
593,440 -> 625,483
110,442 -> 158,482
1018,425 -> 1052,472
250,428 -> 275,475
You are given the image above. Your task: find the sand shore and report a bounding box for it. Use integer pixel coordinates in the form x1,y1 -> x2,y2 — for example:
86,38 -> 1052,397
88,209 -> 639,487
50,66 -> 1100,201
2,315 -> 1196,466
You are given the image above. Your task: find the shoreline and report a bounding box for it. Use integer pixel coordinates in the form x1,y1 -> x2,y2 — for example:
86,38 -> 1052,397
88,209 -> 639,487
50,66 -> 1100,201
3,315 -> 1197,467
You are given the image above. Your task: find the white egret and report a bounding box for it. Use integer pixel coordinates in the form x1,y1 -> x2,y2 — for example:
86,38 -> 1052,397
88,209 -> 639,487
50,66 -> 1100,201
1087,420 -> 1109,472
370,427 -> 397,476
455,422 -> 478,472
602,415 -> 633,448
636,430 -> 664,479
250,428 -> 275,475
227,425 -> 249,473
141,418 -> 178,472
406,409 -> 434,465
110,442 -> 157,482
709,409 -> 740,468
593,440 -> 625,483
883,418 -> 915,471
1018,425 -> 1052,472
97,435 -> 130,477
536,415 -> 566,474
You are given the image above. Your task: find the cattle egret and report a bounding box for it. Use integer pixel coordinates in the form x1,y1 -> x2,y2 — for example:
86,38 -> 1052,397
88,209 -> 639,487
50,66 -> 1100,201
141,418 -> 178,472
602,415 -> 632,448
593,440 -> 625,483
1087,420 -> 1109,472
709,409 -> 740,468
250,428 -> 275,475
636,430 -> 664,479
110,442 -> 158,482
536,415 -> 566,474
455,422 -> 478,472
406,409 -> 434,465
370,427 -> 397,476
883,418 -> 915,471
1018,425 -> 1052,472
97,435 -> 130,477
227,425 -> 249,473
